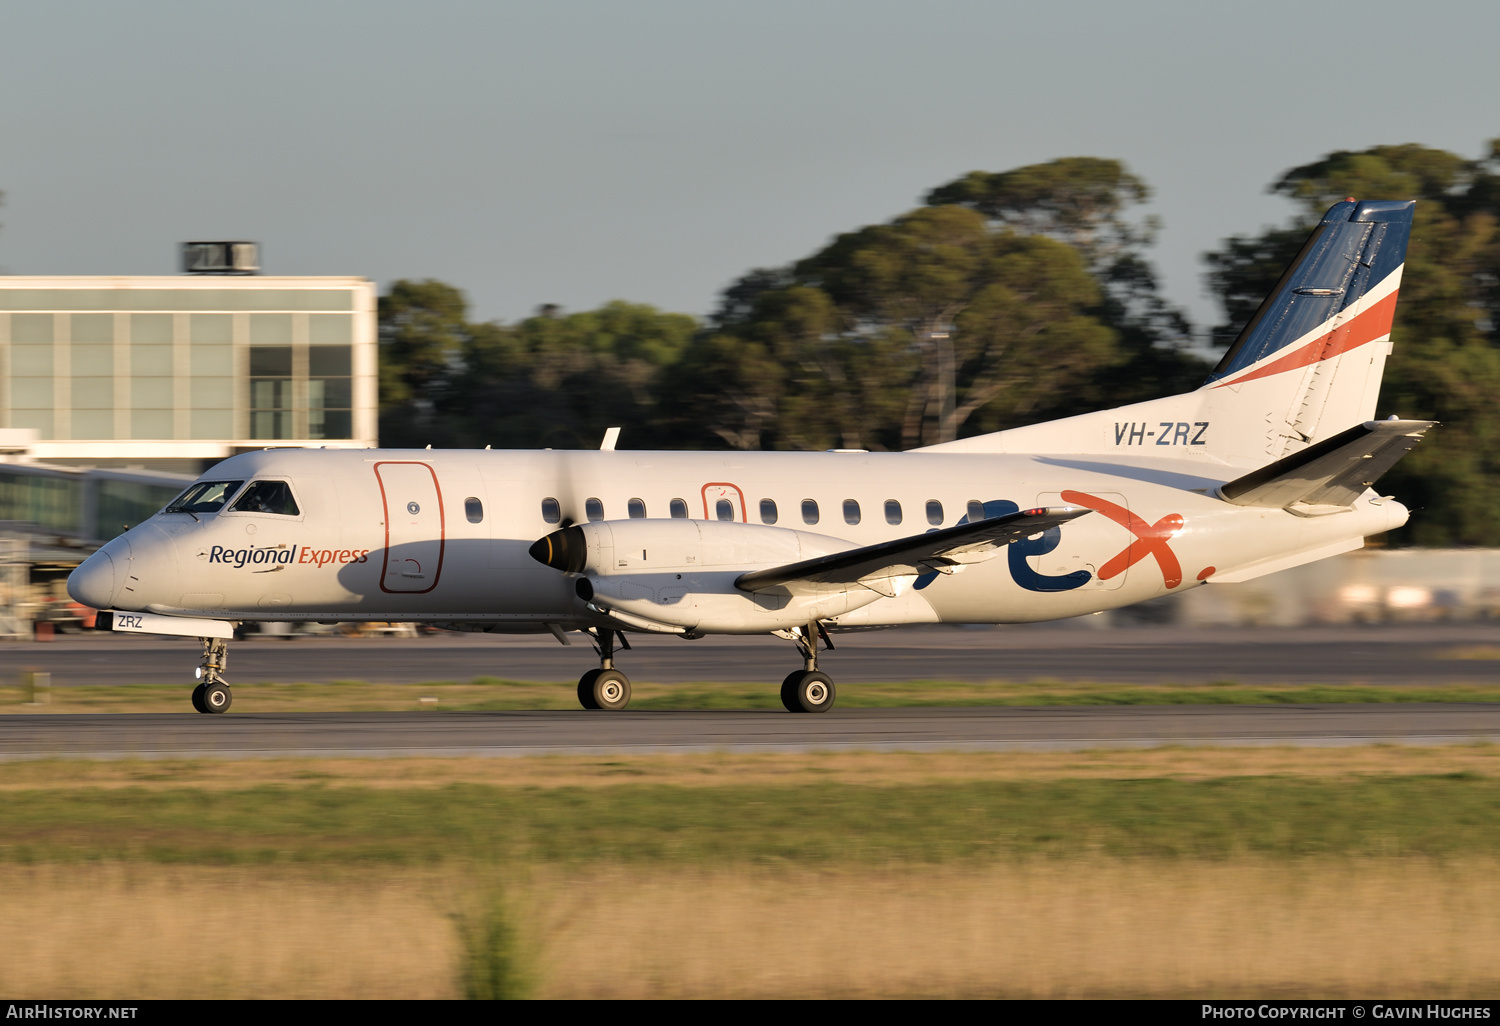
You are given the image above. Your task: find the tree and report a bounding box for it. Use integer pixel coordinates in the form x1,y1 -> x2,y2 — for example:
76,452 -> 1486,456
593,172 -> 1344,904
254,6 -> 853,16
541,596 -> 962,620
927,157 -> 1207,402
679,158 -> 1193,451
925,156 -> 1153,264
482,301 -> 698,449
377,159 -> 1209,456
1202,142 -> 1500,545
377,279 -> 472,447
377,283 -> 699,450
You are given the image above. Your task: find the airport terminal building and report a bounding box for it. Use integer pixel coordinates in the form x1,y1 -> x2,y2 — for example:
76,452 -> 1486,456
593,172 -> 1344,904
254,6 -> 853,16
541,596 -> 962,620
0,254 -> 379,635
0,269 -> 378,472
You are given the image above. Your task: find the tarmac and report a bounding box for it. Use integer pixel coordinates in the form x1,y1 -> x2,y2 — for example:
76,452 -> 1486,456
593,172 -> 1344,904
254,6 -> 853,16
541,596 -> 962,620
7,621 -> 1500,687
3,623 -> 1499,759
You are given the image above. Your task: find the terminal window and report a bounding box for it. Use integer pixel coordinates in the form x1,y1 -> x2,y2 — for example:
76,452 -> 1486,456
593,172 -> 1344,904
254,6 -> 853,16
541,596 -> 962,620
0,288 -> 368,446
308,345 -> 352,440
249,346 -> 293,440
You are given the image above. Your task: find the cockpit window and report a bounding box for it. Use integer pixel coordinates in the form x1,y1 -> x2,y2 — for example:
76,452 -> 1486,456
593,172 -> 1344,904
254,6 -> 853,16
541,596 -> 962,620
229,480 -> 301,516
164,480 -> 244,515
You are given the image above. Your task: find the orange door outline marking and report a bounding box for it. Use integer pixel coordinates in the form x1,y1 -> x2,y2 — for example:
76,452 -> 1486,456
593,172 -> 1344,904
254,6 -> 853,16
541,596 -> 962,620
374,461 -> 446,595
701,482 -> 748,522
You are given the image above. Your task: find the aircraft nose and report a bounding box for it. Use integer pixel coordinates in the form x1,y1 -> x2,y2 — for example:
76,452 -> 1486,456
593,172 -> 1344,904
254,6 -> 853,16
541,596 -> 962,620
69,545 -> 122,610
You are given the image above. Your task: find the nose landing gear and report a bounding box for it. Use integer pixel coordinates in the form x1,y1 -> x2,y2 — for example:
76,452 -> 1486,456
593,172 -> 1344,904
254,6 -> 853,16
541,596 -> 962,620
577,628 -> 633,711
191,636 -> 232,714
781,620 -> 836,713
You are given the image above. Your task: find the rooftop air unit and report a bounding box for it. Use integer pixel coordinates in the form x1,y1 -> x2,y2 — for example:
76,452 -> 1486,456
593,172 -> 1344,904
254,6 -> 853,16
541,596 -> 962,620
182,241 -> 260,275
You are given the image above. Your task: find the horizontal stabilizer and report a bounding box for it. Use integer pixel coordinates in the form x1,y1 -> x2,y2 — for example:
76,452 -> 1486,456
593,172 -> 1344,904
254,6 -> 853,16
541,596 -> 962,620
1219,419 -> 1435,510
735,506 -> 1091,594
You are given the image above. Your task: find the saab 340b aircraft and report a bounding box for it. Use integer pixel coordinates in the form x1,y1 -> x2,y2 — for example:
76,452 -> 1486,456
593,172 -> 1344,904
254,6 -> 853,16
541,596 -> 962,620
69,199 -> 1431,714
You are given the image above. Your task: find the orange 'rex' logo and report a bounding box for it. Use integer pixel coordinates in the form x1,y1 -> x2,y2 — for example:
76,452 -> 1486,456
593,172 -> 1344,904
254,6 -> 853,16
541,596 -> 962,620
1060,489 -> 1185,589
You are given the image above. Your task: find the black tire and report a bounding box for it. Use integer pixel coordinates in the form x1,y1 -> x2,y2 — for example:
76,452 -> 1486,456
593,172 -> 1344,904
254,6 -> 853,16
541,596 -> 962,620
590,669 -> 632,711
780,670 -> 805,713
577,669 -> 602,710
790,671 -> 835,714
191,683 -> 208,714
201,681 -> 232,714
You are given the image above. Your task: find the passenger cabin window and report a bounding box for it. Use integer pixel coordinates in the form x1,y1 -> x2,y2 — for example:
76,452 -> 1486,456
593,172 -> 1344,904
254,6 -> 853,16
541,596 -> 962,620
465,497 -> 484,523
760,498 -> 778,525
716,499 -> 735,521
802,499 -> 819,525
229,480 -> 300,516
885,499 -> 902,525
628,498 -> 647,519
541,497 -> 562,524
926,500 -> 944,526
585,497 -> 605,522
670,498 -> 688,519
967,500 -> 985,522
843,499 -> 861,525
164,480 -> 244,515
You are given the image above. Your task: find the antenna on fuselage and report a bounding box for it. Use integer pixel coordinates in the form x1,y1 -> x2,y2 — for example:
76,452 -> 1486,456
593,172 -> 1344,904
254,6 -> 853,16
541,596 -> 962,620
600,427 -> 620,451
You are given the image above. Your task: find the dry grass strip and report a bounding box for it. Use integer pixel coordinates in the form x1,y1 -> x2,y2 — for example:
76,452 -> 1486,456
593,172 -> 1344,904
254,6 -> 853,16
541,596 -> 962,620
0,865 -> 459,999
532,860 -> 1500,998
3,744 -> 1499,791
3,859 -> 1499,998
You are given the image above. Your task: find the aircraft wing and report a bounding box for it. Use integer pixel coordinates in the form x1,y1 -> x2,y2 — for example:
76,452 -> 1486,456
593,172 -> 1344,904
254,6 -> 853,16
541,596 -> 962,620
1220,419 -> 1436,512
734,506 -> 1092,596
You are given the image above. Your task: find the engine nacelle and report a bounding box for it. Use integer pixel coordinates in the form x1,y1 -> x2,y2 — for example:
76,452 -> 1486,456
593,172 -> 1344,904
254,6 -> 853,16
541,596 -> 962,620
528,519 -> 887,633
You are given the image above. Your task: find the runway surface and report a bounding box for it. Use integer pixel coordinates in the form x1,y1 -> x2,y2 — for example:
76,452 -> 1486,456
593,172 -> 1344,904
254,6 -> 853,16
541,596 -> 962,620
4,705 -> 1500,759
6,625 -> 1499,758
9,623 -> 1500,687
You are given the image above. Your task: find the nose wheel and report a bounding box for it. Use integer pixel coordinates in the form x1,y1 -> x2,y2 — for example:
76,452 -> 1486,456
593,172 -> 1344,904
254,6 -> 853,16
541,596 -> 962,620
780,620 -> 837,713
576,628 -> 633,710
191,637 -> 232,714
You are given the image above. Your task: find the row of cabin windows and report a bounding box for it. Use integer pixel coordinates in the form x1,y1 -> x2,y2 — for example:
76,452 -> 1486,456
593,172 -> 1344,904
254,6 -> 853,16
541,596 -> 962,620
186,492 -> 1001,529
538,496 -> 996,527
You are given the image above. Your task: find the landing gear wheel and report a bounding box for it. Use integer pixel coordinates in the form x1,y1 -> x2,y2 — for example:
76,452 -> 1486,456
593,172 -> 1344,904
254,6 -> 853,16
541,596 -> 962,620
589,669 -> 632,711
784,671 -> 835,714
191,683 -> 208,714
201,681 -> 232,714
780,670 -> 805,713
577,669 -> 602,710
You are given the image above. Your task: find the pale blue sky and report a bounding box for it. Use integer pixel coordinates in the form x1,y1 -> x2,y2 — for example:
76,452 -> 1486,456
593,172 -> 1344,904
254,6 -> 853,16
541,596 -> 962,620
1,0 -> 1495,337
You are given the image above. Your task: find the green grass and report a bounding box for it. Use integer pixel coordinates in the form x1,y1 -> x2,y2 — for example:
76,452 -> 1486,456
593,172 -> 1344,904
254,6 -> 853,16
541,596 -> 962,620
8,677 -> 1500,713
4,775 -> 1500,865
455,879 -> 530,1000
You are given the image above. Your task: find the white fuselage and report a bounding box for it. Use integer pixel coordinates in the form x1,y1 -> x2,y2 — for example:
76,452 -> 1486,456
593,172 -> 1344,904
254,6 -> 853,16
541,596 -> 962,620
72,446 -> 1407,635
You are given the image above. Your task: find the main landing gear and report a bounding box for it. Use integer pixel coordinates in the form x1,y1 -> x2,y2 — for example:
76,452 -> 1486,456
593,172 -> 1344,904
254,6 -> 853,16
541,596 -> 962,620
567,622 -> 837,713
577,628 -> 633,711
190,636 -> 232,714
781,620 -> 836,714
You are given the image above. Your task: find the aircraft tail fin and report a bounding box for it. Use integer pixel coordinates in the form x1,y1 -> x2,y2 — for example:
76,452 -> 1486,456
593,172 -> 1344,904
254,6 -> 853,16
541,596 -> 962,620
1202,198 -> 1414,440
915,199 -> 1415,467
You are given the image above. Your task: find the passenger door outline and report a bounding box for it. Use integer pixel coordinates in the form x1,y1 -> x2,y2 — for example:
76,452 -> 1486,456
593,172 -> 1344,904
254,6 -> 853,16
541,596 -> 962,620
375,461 -> 445,594
701,482 -> 747,522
